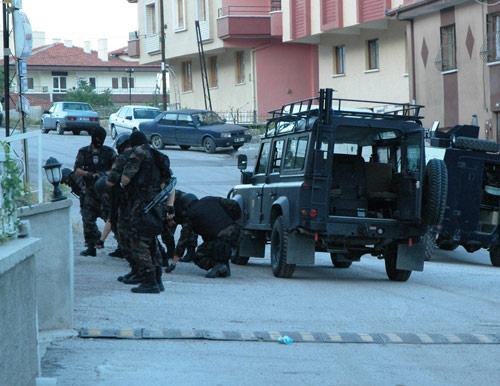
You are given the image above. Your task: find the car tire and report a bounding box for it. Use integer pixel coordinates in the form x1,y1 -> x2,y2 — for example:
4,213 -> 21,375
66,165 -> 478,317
452,136 -> 500,153
330,253 -> 352,268
233,145 -> 243,151
56,122 -> 64,135
203,137 -> 217,154
423,232 -> 437,261
422,159 -> 448,227
179,145 -> 191,150
270,216 -> 296,278
110,125 -> 117,140
72,130 -> 80,135
489,245 -> 500,267
40,120 -> 49,134
384,246 -> 412,282
151,135 -> 165,150
436,236 -> 459,251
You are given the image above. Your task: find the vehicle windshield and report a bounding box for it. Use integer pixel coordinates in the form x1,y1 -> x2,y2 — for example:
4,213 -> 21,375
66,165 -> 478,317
134,108 -> 160,119
193,111 -> 224,126
63,103 -> 91,111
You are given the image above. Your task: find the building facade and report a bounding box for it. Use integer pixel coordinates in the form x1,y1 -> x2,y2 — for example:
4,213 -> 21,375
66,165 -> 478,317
389,0 -> 500,140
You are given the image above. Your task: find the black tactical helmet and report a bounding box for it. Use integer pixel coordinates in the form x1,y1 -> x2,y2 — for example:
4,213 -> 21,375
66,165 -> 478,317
61,168 -> 73,182
94,175 -> 111,196
130,131 -> 148,147
180,193 -> 198,209
91,126 -> 107,148
114,133 -> 131,154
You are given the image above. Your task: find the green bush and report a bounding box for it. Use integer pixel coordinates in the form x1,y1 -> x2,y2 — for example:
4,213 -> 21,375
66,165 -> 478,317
64,81 -> 113,107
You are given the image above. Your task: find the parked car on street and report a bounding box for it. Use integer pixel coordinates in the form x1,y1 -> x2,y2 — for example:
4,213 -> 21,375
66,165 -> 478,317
40,102 -> 100,135
108,105 -> 161,139
139,109 -> 252,153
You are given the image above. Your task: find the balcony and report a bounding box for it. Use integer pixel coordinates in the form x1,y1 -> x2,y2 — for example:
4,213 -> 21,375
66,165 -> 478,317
217,6 -> 278,40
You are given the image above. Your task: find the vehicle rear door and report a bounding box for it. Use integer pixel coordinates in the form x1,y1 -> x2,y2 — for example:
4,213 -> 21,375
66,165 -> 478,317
247,141 -> 271,227
156,113 -> 177,144
119,107 -> 133,132
44,104 -> 57,129
175,113 -> 198,145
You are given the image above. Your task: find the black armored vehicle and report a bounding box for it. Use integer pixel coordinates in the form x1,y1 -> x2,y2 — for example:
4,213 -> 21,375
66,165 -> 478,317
426,124 -> 500,266
229,89 -> 447,281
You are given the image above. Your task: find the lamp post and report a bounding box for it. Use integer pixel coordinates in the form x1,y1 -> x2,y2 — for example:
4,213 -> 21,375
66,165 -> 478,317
125,68 -> 134,105
43,157 -> 65,202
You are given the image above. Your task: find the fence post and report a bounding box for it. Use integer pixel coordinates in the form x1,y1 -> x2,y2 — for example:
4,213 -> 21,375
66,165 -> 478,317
253,109 -> 257,124
236,110 -> 240,124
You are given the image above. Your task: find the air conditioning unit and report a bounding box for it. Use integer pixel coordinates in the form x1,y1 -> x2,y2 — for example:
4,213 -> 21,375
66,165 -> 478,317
42,86 -> 48,93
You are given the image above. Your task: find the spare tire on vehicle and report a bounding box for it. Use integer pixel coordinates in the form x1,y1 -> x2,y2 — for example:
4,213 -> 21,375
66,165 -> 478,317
422,158 -> 448,227
452,136 -> 500,153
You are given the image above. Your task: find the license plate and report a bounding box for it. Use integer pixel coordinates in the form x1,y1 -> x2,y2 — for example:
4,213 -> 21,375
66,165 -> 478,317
234,137 -> 244,143
79,117 -> 89,121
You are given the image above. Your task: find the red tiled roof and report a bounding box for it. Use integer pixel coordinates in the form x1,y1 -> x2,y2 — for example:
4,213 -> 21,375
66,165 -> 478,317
3,43 -> 158,69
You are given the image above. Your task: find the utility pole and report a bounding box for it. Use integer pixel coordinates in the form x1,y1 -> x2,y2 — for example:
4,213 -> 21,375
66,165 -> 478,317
126,68 -> 134,105
159,0 -> 167,111
3,2 -> 10,136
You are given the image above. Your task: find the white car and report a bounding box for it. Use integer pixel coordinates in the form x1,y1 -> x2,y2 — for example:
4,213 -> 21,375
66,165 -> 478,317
108,105 -> 161,139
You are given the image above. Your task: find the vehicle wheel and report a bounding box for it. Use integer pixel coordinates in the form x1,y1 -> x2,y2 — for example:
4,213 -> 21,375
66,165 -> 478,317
436,236 -> 459,251
151,135 -> 164,150
72,129 -> 81,135
40,120 -> 49,134
330,253 -> 352,268
489,245 -> 500,267
384,247 -> 412,282
110,125 -> 117,139
233,145 -> 243,151
231,247 -> 249,265
423,232 -> 437,261
452,136 -> 500,153
422,159 -> 448,226
270,216 -> 296,278
203,137 -> 217,154
56,122 -> 64,135
180,145 -> 191,150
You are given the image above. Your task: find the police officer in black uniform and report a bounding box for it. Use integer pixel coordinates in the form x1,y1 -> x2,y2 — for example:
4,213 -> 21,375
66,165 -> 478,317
74,127 -> 115,256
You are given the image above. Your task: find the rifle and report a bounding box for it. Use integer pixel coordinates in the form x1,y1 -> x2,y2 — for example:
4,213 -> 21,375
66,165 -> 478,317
144,177 -> 177,214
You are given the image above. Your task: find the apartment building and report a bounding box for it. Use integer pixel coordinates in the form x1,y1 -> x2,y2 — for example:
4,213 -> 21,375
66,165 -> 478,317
281,0 -> 409,105
128,0 -> 318,118
389,0 -> 500,140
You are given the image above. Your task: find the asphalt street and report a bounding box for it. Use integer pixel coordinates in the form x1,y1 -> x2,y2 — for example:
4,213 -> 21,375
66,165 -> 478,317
16,130 -> 500,385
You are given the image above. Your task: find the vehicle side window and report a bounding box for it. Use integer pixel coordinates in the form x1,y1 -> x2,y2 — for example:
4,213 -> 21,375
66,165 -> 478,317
178,114 -> 194,127
158,113 -> 177,126
405,132 -> 422,173
124,108 -> 132,119
117,108 -> 125,118
49,105 -> 55,113
271,139 -> 285,173
283,136 -> 308,170
255,142 -> 271,175
54,104 -> 62,113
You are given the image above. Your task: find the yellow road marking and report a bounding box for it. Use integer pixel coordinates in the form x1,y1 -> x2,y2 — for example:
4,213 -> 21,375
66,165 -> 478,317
417,334 -> 433,343
386,333 -> 403,343
444,334 -> 461,343
87,329 -> 102,336
120,329 -> 135,337
474,334 -> 493,343
300,333 -> 316,342
269,331 -> 282,341
327,333 -> 343,342
359,333 -> 374,343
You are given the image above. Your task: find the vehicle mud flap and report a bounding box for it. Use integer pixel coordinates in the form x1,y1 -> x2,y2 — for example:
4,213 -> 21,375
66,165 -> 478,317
239,231 -> 265,258
397,241 -> 425,272
286,231 -> 315,264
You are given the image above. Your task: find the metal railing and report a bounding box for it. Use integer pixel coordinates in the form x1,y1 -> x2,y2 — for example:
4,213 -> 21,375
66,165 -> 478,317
218,5 -> 280,17
23,86 -> 158,95
216,110 -> 268,125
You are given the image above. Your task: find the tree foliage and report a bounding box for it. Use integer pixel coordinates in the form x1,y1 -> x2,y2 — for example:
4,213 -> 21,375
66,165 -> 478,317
64,81 -> 113,107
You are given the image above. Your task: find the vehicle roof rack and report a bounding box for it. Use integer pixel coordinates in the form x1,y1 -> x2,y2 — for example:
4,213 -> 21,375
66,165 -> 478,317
267,88 -> 424,124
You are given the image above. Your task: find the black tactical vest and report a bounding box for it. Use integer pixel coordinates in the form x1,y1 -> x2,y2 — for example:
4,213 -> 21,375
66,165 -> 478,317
188,196 -> 234,240
131,145 -> 161,197
81,145 -> 114,174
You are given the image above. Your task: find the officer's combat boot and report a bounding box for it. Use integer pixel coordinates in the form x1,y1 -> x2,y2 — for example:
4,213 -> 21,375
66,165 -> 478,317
108,248 -> 122,258
80,247 -> 96,257
155,266 -> 165,292
131,271 -> 160,294
117,270 -> 135,282
205,263 -> 231,278
122,272 -> 144,285
180,248 -> 195,263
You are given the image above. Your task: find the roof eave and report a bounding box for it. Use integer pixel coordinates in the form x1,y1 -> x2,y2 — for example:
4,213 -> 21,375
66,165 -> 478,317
387,0 -> 469,20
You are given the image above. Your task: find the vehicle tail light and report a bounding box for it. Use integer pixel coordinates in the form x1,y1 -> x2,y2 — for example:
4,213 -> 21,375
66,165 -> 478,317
301,183 -> 310,189
90,117 -> 99,122
66,116 -> 76,121
315,233 -> 318,241
310,209 -> 317,218
409,238 -> 413,247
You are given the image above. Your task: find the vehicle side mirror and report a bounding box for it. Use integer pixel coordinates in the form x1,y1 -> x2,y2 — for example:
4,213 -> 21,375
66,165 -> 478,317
125,115 -> 132,120
43,110 -> 50,114
238,154 -> 248,171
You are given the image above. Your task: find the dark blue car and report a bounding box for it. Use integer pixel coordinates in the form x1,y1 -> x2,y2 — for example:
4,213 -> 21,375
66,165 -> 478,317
139,109 -> 252,153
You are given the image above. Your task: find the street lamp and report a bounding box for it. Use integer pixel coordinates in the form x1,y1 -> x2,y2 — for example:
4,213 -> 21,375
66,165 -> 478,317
43,157 -> 65,202
125,68 -> 134,105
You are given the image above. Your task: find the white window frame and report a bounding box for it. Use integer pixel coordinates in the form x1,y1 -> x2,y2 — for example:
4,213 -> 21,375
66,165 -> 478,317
53,76 -> 67,92
144,0 -> 158,36
173,0 -> 186,32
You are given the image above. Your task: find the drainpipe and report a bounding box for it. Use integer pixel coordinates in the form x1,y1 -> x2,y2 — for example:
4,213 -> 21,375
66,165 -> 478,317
410,19 -> 416,104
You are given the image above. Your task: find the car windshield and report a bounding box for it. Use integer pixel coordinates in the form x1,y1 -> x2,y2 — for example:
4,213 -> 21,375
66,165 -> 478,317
193,111 -> 224,126
63,103 -> 91,111
134,108 -> 160,119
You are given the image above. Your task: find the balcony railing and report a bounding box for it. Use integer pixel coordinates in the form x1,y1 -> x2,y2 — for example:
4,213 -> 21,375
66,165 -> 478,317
22,86 -> 159,95
218,5 -> 280,17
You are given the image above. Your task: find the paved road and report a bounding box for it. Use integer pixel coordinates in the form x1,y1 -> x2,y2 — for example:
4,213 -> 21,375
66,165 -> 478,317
28,130 -> 500,385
